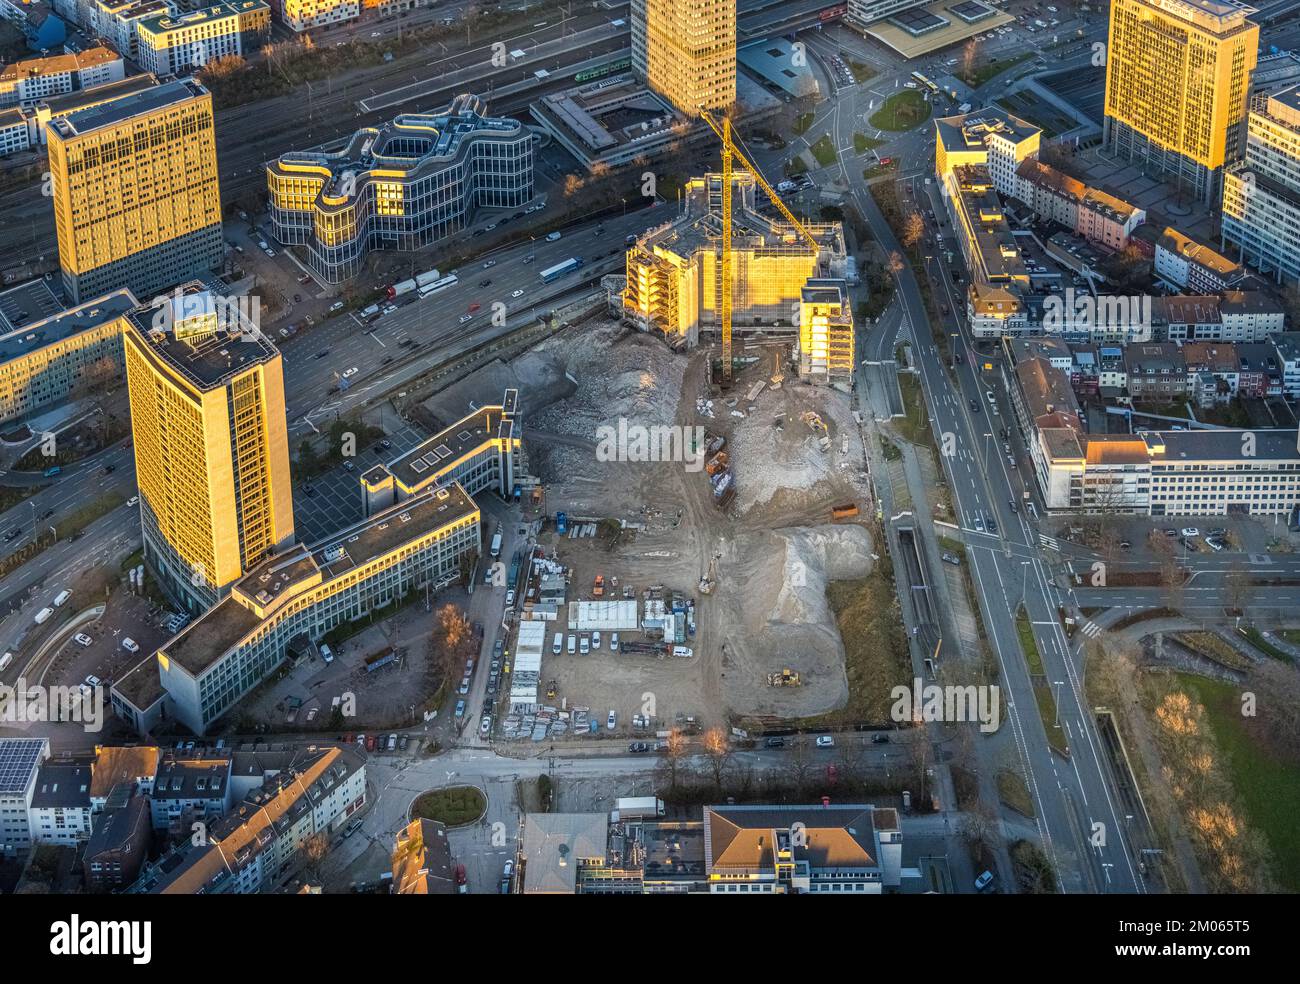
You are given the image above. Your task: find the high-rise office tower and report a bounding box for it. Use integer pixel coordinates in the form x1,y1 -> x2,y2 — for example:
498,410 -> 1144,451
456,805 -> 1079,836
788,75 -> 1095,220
46,78 -> 223,304
631,0 -> 736,114
123,288 -> 295,612
1103,0 -> 1258,205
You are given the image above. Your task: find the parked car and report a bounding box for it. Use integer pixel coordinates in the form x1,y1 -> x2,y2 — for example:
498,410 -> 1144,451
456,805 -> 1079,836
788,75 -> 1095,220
479,715 -> 492,737
871,733 -> 890,744
606,709 -> 617,730
1181,527 -> 1200,538
610,632 -> 620,652
764,736 -> 786,748
458,677 -> 470,695
815,735 -> 835,748
975,870 -> 995,892
74,633 -> 93,646
121,637 -> 140,653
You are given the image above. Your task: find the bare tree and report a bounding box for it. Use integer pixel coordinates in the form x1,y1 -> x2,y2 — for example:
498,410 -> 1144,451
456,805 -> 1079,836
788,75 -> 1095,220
901,211 -> 925,252
702,727 -> 731,790
301,831 -> 329,883
661,729 -> 688,792
786,737 -> 814,796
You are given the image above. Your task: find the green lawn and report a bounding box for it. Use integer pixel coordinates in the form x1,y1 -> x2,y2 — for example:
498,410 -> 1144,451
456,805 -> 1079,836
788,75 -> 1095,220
1242,627 -> 1291,662
809,134 -> 837,167
847,59 -> 877,83
854,132 -> 883,154
1178,674 -> 1300,891
1016,609 -> 1069,756
411,785 -> 486,827
869,90 -> 932,132
895,372 -> 934,450
955,52 -> 1033,88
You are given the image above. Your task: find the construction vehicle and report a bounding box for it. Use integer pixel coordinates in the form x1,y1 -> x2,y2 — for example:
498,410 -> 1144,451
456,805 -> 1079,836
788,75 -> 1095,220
699,110 -> 820,387
705,451 -> 729,476
593,574 -> 605,598
768,669 -> 802,687
698,552 -> 720,595
831,503 -> 859,520
546,679 -> 557,700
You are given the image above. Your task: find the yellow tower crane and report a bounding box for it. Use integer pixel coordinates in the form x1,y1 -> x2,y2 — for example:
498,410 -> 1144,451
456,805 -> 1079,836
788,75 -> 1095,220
698,110 -> 822,387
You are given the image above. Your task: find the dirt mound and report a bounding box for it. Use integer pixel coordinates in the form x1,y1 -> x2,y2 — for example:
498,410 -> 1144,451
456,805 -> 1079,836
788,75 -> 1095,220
712,523 -> 875,718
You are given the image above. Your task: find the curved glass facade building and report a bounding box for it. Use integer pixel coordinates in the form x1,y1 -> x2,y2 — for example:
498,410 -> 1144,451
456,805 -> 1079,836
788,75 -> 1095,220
267,94 -> 533,284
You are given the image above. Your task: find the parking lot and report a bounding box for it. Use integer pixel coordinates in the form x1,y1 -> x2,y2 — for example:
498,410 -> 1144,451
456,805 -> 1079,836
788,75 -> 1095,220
292,420 -> 430,544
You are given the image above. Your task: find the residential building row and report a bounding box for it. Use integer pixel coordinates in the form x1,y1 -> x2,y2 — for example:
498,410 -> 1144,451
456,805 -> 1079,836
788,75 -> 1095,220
0,738 -> 366,893
267,95 -> 534,284
1004,342 -> 1300,516
0,46 -> 122,108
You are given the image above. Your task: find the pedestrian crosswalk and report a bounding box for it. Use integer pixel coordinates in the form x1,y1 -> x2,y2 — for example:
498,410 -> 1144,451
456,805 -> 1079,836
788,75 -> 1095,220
1080,621 -> 1103,639
1039,533 -> 1060,552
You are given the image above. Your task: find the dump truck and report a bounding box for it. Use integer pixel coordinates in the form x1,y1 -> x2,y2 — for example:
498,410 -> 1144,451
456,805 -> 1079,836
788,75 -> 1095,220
831,502 -> 859,520
593,574 -> 605,598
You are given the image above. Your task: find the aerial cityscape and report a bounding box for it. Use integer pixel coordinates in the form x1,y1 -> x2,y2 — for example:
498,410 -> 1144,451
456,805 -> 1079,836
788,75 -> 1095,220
0,0 -> 1291,936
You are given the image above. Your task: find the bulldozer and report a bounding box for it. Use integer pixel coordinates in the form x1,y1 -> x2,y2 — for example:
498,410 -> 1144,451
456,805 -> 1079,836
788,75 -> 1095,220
698,551 -> 720,595
546,679 -> 557,700
767,669 -> 802,687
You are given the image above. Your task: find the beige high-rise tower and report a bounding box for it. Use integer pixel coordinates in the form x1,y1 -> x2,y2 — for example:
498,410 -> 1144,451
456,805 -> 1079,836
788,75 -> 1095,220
123,288 -> 296,613
631,0 -> 736,113
1103,0 -> 1258,204
46,78 -> 223,304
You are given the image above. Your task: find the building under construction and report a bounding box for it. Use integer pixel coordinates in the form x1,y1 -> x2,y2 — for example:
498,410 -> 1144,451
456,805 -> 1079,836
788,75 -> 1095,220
622,172 -> 849,366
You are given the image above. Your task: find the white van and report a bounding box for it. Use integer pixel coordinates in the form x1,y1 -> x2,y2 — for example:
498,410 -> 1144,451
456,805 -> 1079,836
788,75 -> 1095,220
53,590 -> 71,607
567,635 -> 576,655
672,645 -> 693,659
545,231 -> 562,242
579,635 -> 590,655
591,631 -> 601,650
0,651 -> 13,672
34,607 -> 54,625
552,634 -> 562,655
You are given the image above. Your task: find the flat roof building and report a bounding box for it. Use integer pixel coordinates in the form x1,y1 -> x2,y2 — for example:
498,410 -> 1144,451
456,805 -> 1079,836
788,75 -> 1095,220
123,283 -> 296,614
46,77 -> 223,304
0,737 -> 50,856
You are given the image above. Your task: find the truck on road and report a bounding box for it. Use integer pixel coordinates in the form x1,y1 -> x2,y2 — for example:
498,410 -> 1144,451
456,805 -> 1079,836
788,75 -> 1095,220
489,529 -> 502,559
612,796 -> 665,821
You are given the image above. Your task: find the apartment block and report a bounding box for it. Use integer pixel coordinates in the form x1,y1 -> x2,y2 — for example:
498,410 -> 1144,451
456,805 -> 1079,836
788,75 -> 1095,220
1154,227 -> 1245,293
28,755 -> 95,846
0,46 -> 123,108
0,738 -> 50,856
1125,342 -> 1190,400
391,819 -> 455,894
1013,160 -> 1146,251
47,78 -> 223,304
1103,0 -> 1258,204
268,95 -> 533,284
1272,332 -> 1300,397
631,0 -> 735,113
935,108 -> 1041,199
84,791 -> 151,891
133,746 -> 365,893
136,1 -> 271,77
150,752 -> 234,831
270,0 -> 358,32
624,172 -> 846,348
1222,85 -> 1300,285
798,279 -> 855,387
1009,348 -> 1300,515
123,286 -> 296,613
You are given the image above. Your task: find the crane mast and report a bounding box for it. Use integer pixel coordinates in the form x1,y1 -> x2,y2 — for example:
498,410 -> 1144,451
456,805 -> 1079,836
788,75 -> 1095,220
698,110 -> 821,387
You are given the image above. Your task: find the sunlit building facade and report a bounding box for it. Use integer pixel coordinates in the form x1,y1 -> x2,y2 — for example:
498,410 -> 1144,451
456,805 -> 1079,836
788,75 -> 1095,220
46,78 -> 223,304
1103,0 -> 1258,204
123,286 -> 296,613
631,0 -> 736,113
798,279 -> 854,387
624,172 -> 847,348
267,95 -> 532,284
